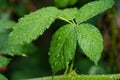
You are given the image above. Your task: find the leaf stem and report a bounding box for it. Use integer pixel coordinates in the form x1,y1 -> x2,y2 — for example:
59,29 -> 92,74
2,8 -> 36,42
68,57 -> 75,74
64,64 -> 69,75
71,20 -> 76,25
58,16 -> 75,26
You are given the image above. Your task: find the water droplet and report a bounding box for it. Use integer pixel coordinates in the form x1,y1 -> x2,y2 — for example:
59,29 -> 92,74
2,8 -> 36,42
49,18 -> 53,21
56,54 -> 59,58
48,52 -> 51,55
22,54 -> 27,57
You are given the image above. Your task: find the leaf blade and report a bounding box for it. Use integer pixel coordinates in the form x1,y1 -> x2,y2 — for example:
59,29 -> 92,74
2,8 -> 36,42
49,24 -> 76,74
58,8 -> 78,20
76,23 -> 103,64
76,0 -> 114,23
9,7 -> 59,45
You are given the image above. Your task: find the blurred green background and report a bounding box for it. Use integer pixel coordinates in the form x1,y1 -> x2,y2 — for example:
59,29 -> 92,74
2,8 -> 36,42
0,0 -> 120,80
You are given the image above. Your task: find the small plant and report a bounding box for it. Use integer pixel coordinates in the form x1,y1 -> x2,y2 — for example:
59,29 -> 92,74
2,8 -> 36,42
0,0 -> 115,79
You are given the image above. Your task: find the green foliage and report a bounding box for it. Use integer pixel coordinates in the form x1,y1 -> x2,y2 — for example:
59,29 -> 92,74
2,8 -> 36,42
6,7 -> 78,55
76,23 -> 103,65
0,56 -> 11,67
8,7 -> 59,45
4,43 -> 36,55
0,0 -> 114,79
76,0 -> 114,23
6,0 -> 114,74
0,20 -> 36,55
49,24 -> 76,73
0,74 -> 7,80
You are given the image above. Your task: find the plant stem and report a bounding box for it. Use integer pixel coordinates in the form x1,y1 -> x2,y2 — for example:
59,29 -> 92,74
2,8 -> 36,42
25,74 -> 120,80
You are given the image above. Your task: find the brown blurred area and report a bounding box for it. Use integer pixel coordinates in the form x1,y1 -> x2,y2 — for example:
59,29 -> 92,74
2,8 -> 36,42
98,6 -> 120,72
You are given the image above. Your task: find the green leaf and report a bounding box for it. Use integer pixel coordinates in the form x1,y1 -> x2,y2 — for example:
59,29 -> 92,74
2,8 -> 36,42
49,24 -> 76,74
58,8 -> 78,20
0,20 -> 36,55
9,7 -> 59,45
76,0 -> 114,23
0,29 -> 36,56
0,20 -> 16,32
4,43 -> 37,55
0,20 -> 16,54
0,74 -> 7,80
76,23 -> 103,65
0,56 -> 11,67
0,31 -> 36,56
0,32 -> 9,53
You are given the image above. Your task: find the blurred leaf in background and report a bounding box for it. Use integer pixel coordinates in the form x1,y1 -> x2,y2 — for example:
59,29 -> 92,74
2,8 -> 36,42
54,0 -> 78,8
0,74 -> 7,80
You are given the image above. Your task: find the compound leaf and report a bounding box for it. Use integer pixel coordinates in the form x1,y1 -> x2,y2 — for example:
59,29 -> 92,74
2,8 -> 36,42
76,0 -> 114,23
49,24 -> 76,74
76,23 -> 103,65
9,7 -> 59,45
0,56 -> 11,67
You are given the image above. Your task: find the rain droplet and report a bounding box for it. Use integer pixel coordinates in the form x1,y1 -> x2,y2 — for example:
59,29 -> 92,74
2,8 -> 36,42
22,54 -> 27,57
56,54 -> 59,58
48,52 -> 51,55
49,18 -> 53,21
